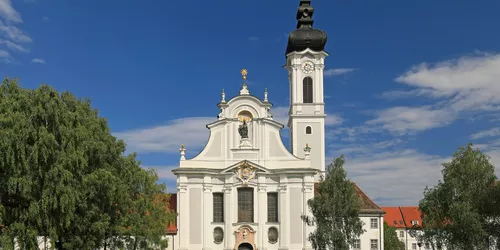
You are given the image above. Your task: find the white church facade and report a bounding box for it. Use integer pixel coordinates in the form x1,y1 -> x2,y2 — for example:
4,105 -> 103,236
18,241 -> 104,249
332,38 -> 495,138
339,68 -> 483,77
171,1 -> 385,250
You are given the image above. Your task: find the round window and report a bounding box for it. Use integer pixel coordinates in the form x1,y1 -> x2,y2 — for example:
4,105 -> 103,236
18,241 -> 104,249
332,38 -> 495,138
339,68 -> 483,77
268,227 -> 278,244
214,227 -> 224,244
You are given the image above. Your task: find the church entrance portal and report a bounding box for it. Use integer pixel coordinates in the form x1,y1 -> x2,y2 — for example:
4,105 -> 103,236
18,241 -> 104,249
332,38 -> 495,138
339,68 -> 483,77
238,243 -> 253,250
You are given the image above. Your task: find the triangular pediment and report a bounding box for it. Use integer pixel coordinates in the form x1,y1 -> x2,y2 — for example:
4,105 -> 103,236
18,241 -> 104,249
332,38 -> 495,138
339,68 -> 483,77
220,160 -> 270,174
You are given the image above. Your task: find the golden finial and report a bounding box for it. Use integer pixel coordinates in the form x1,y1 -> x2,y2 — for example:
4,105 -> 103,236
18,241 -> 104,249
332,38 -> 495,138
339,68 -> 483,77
241,68 -> 248,81
181,144 -> 185,148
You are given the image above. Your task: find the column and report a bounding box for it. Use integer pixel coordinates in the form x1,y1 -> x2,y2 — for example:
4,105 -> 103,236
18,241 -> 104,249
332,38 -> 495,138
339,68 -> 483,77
223,185 -> 233,250
178,184 -> 189,250
302,182 -> 314,250
203,183 -> 212,250
278,184 -> 288,250
258,178 -> 267,250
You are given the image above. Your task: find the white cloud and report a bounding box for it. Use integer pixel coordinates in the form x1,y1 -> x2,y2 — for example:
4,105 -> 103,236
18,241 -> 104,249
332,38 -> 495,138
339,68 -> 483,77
0,39 -> 28,52
326,114 -> 343,126
395,53 -> 500,112
271,106 -> 343,127
470,127 -> 500,139
0,0 -> 22,23
142,165 -> 177,181
114,117 -> 213,154
0,48 -> 12,63
41,16 -> 49,22
366,106 -> 457,134
332,145 -> 500,206
0,20 -> 32,43
324,68 -> 357,77
271,106 -> 289,126
31,58 -> 45,64
371,53 -> 500,134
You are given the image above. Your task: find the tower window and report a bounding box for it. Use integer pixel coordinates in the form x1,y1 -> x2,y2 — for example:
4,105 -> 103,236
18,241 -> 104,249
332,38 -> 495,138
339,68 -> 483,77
303,77 -> 313,103
238,187 -> 254,222
305,126 -> 312,134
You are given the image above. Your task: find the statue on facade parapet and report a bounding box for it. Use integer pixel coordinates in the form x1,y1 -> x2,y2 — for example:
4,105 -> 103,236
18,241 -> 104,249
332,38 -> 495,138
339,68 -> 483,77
238,120 -> 249,139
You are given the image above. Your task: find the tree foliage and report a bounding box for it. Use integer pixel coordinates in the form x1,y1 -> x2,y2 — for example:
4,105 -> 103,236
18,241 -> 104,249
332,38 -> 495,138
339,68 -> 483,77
383,222 -> 404,250
0,78 -> 175,249
302,155 -> 364,250
418,143 -> 499,250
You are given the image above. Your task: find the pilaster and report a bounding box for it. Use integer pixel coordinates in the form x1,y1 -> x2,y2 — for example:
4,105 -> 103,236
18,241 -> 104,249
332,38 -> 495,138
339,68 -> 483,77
177,183 -> 189,250
223,185 -> 233,250
302,182 -> 314,250
258,177 -> 267,250
203,182 -> 212,250
278,183 -> 288,250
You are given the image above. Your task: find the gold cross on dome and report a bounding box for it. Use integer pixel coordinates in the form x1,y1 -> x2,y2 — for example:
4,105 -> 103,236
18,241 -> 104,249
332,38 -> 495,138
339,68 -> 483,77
241,68 -> 248,81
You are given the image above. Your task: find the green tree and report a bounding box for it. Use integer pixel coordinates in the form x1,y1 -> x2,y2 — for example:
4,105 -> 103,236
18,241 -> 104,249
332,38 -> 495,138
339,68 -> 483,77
418,143 -> 499,250
0,78 -> 175,249
302,155 -> 364,250
383,222 -> 404,250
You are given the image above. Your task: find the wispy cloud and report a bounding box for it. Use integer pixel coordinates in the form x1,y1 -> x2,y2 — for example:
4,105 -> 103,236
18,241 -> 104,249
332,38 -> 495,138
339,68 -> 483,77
366,106 -> 457,135
0,0 -> 22,23
0,2 -> 35,63
370,52 -> 500,134
0,39 -> 27,52
31,58 -> 45,64
41,16 -> 49,22
0,20 -> 31,43
114,117 -> 213,154
248,36 -> 259,42
142,165 -> 177,181
324,68 -> 357,77
470,127 -> 500,139
0,48 -> 12,63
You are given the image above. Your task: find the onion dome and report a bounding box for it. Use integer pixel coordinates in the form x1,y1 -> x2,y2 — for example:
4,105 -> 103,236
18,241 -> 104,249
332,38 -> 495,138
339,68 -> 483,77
285,0 -> 327,55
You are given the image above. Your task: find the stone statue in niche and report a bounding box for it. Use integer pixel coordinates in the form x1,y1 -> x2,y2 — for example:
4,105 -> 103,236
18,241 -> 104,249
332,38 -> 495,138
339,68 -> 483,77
238,120 -> 249,139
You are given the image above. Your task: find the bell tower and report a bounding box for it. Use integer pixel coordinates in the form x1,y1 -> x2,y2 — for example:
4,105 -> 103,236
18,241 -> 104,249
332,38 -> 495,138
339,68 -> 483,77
285,0 -> 328,173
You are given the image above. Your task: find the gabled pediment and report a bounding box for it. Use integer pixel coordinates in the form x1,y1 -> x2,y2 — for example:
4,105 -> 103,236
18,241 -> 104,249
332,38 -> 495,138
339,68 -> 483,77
221,160 -> 270,186
220,160 -> 271,174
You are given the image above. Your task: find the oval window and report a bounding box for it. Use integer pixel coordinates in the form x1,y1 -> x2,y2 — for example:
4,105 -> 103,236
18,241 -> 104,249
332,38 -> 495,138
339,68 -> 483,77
268,227 -> 278,244
214,227 -> 224,244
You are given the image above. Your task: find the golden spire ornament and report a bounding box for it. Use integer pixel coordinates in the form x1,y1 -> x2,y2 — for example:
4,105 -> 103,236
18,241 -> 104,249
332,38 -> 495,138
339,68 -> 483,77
239,68 -> 250,95
241,68 -> 248,81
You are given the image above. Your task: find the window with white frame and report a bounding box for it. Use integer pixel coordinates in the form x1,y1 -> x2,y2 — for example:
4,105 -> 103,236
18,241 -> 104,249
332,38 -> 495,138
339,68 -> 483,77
412,243 -> 417,250
399,230 -> 404,238
353,239 -> 361,250
370,239 -> 378,250
370,218 -> 378,229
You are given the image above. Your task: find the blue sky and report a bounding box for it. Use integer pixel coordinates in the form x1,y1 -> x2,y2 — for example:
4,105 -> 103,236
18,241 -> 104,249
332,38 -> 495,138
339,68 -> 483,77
2,0 -> 500,206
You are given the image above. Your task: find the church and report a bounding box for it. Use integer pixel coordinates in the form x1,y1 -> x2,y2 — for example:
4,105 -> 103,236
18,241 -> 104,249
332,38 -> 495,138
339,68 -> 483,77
170,1 -> 385,250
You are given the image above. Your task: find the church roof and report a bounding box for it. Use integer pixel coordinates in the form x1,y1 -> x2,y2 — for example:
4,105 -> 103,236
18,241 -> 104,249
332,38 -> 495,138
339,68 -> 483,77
313,183 -> 384,215
286,0 -> 328,55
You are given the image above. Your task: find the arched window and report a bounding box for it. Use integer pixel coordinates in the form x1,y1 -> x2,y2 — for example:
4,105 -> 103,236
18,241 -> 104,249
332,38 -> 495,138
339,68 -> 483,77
305,126 -> 312,134
303,77 -> 313,103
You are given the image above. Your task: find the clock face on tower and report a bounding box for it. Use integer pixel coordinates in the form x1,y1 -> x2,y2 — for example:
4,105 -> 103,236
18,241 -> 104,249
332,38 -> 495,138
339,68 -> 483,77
302,61 -> 315,74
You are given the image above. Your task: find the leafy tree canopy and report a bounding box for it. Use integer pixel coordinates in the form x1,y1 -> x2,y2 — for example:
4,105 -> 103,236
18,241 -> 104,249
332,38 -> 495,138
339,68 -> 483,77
418,143 -> 499,250
383,222 -> 404,250
0,78 -> 175,249
302,155 -> 364,250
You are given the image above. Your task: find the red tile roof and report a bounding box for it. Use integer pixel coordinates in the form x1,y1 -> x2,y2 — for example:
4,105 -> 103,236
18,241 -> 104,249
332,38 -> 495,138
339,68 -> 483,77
381,207 -> 406,228
382,206 -> 422,229
400,206 -> 422,228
